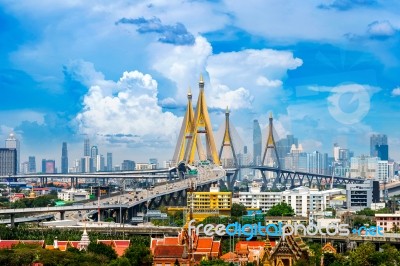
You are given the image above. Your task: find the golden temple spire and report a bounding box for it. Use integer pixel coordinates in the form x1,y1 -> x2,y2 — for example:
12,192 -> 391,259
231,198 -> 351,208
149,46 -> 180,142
199,73 -> 204,84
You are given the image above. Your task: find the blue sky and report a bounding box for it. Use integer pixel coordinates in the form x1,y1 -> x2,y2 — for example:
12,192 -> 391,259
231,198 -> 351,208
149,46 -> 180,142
1,0 -> 400,167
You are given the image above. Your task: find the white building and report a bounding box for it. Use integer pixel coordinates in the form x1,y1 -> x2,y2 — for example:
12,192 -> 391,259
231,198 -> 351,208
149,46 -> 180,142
281,187 -> 344,217
239,184 -> 281,212
58,188 -> 90,202
238,184 -> 344,217
377,160 -> 388,183
350,155 -> 378,179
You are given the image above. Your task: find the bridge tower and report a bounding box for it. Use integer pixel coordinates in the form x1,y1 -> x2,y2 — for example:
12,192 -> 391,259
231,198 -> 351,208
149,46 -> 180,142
184,75 -> 220,165
261,113 -> 280,168
260,113 -> 281,188
218,106 -> 238,190
173,88 -> 206,165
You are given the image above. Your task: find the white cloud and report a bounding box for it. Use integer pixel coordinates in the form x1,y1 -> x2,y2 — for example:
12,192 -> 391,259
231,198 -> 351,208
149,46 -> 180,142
75,70 -> 182,147
367,20 -> 397,39
391,87 -> 400,96
256,76 -> 283,88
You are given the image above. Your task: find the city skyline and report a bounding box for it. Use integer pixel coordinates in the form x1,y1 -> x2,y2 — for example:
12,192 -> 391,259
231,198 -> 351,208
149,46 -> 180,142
1,1 -> 400,163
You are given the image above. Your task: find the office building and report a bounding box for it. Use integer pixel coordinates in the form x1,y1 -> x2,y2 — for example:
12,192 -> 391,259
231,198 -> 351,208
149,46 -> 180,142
370,134 -> 387,157
41,159 -> 46,173
84,137 -> 90,157
61,142 -> 68,174
276,135 -> 298,169
90,146 -> 98,172
28,156 -> 36,173
95,154 -> 105,172
0,148 -> 17,176
21,161 -> 29,174
187,184 -> 232,221
307,151 -> 329,175
377,160 -> 389,183
149,158 -> 158,169
80,156 -> 91,173
350,155 -> 378,179
346,180 -> 379,211
106,152 -> 112,171
45,160 -> 56,174
5,133 -> 20,173
375,144 -> 389,160
253,119 -> 262,166
121,160 -> 135,171
284,144 -> 307,172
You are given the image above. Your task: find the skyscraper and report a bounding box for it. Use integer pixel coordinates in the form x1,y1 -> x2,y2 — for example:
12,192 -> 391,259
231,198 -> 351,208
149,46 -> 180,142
45,160 -> 56,173
276,135 -> 298,169
61,142 -> 68,174
376,144 -> 389,160
28,156 -> 36,173
370,134 -> 387,157
106,152 -> 112,172
0,148 -> 17,176
253,120 -> 262,165
84,137 -> 90,157
41,159 -> 46,173
5,133 -> 20,173
90,146 -> 98,172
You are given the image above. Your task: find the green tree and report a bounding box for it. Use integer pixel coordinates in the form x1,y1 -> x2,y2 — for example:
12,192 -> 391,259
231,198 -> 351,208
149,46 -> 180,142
174,259 -> 180,266
108,257 -> 132,266
356,208 -> 375,216
88,242 -> 118,261
123,244 -> 152,266
231,203 -> 247,217
348,242 -> 379,266
266,202 -> 294,216
199,259 -> 229,266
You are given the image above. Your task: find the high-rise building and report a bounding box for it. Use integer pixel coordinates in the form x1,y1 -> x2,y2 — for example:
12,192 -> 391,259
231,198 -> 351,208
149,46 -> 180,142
106,152 -> 112,172
350,155 -> 378,179
276,135 -> 298,169
21,161 -> 29,174
0,148 -> 17,176
307,151 -> 329,175
45,160 -> 56,174
149,158 -> 158,169
81,156 -> 91,173
252,120 -> 262,165
370,134 -> 387,157
90,146 -> 98,172
5,133 -> 20,173
61,142 -> 68,174
96,154 -> 105,172
121,160 -> 135,171
84,137 -> 90,157
333,143 -> 340,162
284,144 -> 307,172
28,156 -> 36,173
375,144 -> 389,160
41,159 -> 46,173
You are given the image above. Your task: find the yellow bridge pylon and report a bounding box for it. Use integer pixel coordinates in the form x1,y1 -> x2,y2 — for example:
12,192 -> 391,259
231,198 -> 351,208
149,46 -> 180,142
184,75 -> 220,165
218,106 -> 238,168
261,112 -> 280,168
172,88 -> 206,164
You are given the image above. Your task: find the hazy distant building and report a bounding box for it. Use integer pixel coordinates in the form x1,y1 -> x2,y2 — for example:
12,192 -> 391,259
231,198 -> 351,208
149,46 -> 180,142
90,146 -> 98,172
61,142 -> 68,174
350,155 -> 378,179
0,148 -> 17,176
96,154 -> 105,172
375,144 -> 389,160
121,160 -> 135,171
5,133 -> 20,173
285,144 -> 307,172
370,134 -> 387,157
333,143 -> 340,162
307,151 -> 329,175
253,120 -> 262,165
40,159 -> 56,174
80,156 -> 91,173
28,156 -> 36,173
84,137 -> 90,157
106,152 -> 112,171
276,135 -> 298,169
21,161 -> 29,174
149,158 -> 158,169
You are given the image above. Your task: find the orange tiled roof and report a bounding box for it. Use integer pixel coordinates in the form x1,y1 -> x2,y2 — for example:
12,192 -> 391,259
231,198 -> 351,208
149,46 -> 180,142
196,237 -> 213,252
154,245 -> 185,258
164,237 -> 179,245
0,240 -> 44,249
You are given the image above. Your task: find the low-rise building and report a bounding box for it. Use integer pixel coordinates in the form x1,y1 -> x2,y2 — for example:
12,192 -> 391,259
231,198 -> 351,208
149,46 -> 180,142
346,180 -> 379,211
58,188 -> 90,202
375,212 -> 400,232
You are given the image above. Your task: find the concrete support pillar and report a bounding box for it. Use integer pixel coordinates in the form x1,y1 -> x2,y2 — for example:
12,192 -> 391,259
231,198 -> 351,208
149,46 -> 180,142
60,211 -> 65,220
10,213 -> 15,228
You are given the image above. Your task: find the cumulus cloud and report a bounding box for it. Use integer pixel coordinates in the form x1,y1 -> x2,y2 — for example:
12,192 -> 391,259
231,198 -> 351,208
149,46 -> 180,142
116,17 -> 195,45
75,70 -> 182,147
318,0 -> 377,11
256,76 -> 283,88
367,20 -> 397,39
392,87 -> 400,97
